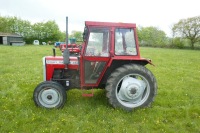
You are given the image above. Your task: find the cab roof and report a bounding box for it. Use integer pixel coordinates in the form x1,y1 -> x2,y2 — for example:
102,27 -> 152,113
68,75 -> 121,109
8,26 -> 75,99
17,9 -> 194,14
85,21 -> 136,28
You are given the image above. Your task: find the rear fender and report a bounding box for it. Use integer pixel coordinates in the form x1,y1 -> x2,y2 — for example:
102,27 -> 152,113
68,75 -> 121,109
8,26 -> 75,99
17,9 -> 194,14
140,58 -> 155,66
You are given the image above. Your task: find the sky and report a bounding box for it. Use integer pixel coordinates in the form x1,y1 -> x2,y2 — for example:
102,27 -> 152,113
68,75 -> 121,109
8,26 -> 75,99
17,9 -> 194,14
0,0 -> 199,36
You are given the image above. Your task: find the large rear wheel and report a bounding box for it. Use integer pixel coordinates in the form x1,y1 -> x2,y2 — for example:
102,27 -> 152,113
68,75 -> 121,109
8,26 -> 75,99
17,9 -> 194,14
105,64 -> 157,111
33,81 -> 66,109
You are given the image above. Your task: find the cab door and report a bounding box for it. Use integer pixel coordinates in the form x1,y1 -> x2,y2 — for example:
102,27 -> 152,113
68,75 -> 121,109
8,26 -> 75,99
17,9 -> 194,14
81,27 -> 110,87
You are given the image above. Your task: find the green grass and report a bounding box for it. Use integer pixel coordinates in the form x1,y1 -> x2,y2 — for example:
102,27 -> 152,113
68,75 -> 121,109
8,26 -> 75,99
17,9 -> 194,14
0,45 -> 200,133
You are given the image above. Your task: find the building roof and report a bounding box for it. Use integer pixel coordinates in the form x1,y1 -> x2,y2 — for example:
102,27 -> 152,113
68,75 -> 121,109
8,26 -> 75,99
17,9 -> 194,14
0,32 -> 22,37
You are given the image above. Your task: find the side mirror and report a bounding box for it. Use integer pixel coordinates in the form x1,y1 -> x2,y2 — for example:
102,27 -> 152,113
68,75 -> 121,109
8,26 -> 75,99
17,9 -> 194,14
83,27 -> 88,41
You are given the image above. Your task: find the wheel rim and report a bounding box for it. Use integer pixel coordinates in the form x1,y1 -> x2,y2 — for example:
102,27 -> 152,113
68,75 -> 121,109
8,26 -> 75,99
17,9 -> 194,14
38,87 -> 61,108
115,74 -> 150,108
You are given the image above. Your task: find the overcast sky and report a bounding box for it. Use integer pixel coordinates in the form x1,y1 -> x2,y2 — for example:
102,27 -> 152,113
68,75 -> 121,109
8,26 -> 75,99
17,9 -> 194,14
0,0 -> 199,36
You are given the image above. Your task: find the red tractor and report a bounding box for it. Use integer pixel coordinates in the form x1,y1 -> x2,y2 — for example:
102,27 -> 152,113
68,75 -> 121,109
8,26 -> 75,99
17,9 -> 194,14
59,38 -> 81,56
33,17 -> 157,111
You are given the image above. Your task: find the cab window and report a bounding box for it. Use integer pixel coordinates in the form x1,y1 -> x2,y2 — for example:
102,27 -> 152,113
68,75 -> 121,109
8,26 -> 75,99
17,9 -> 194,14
115,28 -> 137,55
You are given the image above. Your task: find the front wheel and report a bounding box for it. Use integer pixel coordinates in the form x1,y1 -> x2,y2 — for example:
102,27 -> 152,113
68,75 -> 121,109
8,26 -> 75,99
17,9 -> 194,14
33,81 -> 67,109
105,64 -> 157,111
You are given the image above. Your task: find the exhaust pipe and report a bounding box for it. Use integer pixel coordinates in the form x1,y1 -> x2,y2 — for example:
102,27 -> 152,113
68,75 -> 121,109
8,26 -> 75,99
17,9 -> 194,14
63,16 -> 70,64
66,16 -> 68,48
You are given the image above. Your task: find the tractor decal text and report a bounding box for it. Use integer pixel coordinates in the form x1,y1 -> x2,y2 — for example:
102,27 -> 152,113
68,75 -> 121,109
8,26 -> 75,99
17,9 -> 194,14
46,60 -> 63,64
69,61 -> 78,65
46,60 -> 78,65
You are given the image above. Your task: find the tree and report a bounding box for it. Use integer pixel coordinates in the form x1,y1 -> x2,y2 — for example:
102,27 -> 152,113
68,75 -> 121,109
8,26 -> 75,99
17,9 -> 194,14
43,20 -> 61,42
69,30 -> 83,42
137,26 -> 167,47
60,31 -> 66,42
0,16 -> 31,35
172,16 -> 200,49
0,15 -> 67,44
0,16 -> 11,32
32,20 -> 61,43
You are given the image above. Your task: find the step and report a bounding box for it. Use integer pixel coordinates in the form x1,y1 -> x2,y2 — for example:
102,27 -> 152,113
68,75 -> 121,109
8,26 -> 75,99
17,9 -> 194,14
81,88 -> 94,97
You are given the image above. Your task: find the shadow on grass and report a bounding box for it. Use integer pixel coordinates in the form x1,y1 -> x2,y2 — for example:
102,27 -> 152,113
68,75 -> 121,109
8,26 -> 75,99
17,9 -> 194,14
64,89 -> 111,110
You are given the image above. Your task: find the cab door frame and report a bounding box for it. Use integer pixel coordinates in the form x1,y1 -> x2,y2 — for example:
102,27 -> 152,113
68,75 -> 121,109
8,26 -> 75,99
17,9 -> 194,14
80,27 -> 111,87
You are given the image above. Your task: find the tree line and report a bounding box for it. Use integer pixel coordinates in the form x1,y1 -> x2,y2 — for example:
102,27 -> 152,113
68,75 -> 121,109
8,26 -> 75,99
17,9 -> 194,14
137,15 -> 200,49
0,16 -> 66,44
0,15 -> 199,49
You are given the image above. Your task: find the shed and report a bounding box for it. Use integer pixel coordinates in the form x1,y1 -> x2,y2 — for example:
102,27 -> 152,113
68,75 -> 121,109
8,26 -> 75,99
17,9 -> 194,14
0,32 -> 24,46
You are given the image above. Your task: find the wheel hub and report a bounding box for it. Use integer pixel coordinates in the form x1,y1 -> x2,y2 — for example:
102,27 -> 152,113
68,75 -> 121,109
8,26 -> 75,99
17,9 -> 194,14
39,88 -> 60,107
130,88 -> 137,94
118,77 -> 146,103
47,95 -> 52,100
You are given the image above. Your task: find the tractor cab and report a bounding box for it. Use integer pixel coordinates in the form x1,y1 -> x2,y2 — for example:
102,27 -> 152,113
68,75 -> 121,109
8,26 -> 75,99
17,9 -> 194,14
78,21 -> 149,87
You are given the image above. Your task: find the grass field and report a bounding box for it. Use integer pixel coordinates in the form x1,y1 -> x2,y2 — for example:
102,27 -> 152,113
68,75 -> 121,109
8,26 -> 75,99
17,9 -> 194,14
0,45 -> 199,133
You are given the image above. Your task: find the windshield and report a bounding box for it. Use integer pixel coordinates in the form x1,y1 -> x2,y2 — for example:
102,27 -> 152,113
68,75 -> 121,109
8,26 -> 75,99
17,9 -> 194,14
85,27 -> 109,57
